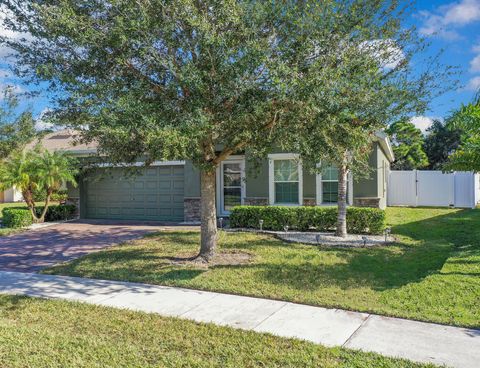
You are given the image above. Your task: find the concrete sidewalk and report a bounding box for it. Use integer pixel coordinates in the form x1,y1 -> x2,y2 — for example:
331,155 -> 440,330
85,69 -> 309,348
0,271 -> 478,368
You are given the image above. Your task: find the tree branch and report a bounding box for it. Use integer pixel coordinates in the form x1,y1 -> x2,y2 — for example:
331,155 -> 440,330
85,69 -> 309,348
212,109 -> 281,165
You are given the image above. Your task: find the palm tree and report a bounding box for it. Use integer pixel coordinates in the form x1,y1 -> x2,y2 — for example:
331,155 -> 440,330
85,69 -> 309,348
34,150 -> 78,222
0,148 -> 78,223
0,150 -> 39,219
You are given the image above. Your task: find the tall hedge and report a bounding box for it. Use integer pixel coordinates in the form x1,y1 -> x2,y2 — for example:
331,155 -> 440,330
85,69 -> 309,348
229,206 -> 385,234
2,204 -> 76,228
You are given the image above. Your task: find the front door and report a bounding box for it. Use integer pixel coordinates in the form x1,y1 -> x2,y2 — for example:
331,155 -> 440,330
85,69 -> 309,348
218,159 -> 245,216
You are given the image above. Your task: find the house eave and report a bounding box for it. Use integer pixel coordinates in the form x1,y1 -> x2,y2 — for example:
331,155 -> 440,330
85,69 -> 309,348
374,131 -> 395,163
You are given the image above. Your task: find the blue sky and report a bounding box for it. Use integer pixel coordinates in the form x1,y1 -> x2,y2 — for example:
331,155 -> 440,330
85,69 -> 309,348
1,0 -> 480,132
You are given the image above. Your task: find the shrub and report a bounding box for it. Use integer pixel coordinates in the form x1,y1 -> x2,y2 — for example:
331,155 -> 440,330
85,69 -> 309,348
2,208 -> 34,228
51,190 -> 68,202
2,204 -> 77,228
36,204 -> 77,222
229,206 -> 386,234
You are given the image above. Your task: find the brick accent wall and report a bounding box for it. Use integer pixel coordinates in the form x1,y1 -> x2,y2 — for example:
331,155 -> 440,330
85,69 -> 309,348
184,197 -> 201,222
303,198 -> 316,206
353,197 -> 381,208
244,197 -> 269,206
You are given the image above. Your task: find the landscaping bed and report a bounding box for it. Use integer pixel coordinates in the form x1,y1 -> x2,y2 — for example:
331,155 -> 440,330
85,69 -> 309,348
44,207 -> 480,328
1,204 -> 76,228
0,294 -> 431,367
230,205 -> 386,234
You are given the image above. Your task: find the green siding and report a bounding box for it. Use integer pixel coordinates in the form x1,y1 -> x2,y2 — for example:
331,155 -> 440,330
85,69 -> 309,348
303,170 -> 316,199
245,157 -> 269,198
184,160 -> 201,197
66,182 -> 79,198
353,144 -> 378,198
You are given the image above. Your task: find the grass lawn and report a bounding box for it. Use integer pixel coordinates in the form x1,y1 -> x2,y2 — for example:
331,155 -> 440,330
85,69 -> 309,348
0,294 -> 434,367
45,207 -> 480,328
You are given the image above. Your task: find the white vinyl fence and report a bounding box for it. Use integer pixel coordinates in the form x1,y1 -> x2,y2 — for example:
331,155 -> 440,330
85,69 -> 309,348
388,170 -> 480,208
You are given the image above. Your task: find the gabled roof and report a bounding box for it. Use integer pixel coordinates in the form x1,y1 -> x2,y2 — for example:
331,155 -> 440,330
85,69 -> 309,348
25,129 -> 97,155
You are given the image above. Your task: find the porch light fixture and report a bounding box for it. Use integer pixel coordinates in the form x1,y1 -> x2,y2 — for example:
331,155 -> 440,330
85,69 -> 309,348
259,219 -> 264,231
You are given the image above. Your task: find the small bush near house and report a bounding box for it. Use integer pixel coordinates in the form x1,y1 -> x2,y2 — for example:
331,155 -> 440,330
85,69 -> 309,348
229,206 -> 385,234
2,208 -> 34,228
40,204 -> 76,222
2,204 -> 76,228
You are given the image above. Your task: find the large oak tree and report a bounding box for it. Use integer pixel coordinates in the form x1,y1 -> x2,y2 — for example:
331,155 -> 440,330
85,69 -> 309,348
0,0 -> 455,255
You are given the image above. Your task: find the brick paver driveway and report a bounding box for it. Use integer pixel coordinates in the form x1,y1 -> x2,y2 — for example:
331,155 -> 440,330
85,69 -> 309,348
0,220 -> 198,273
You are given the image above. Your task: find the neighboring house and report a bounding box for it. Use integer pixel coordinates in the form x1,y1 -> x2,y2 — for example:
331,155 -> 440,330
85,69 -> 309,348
31,129 -> 394,222
0,187 -> 23,203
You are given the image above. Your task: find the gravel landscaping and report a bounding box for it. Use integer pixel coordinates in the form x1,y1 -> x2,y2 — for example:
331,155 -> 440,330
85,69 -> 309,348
226,228 -> 394,247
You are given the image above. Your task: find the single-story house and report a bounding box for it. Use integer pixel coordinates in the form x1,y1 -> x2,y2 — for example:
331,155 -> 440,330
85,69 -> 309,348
0,187 -> 23,203
32,129 -> 394,222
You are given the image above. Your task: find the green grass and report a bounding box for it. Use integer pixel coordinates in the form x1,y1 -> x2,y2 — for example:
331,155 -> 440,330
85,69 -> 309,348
44,207 -> 480,328
0,294 -> 434,367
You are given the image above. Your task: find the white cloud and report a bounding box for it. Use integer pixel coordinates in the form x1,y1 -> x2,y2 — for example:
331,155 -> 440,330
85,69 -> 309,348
470,54 -> 480,72
360,39 -> 405,69
419,0 -> 480,40
0,6 -> 32,58
465,76 -> 480,91
34,108 -> 56,131
0,83 -> 22,100
409,116 -> 436,133
0,68 -> 13,79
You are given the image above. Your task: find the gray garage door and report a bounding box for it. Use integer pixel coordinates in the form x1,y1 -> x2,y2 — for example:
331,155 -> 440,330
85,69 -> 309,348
84,165 -> 184,221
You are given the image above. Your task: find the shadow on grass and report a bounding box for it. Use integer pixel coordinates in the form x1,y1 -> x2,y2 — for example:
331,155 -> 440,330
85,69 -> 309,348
255,209 -> 480,291
46,209 -> 480,293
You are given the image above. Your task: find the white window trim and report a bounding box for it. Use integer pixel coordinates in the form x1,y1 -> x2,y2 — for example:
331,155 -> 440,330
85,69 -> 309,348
216,155 -> 246,216
316,168 -> 353,206
268,153 -> 303,206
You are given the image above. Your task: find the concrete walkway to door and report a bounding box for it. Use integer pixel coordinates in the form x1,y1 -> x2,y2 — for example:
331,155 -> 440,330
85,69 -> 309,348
0,270 -> 478,368
0,220 -> 198,272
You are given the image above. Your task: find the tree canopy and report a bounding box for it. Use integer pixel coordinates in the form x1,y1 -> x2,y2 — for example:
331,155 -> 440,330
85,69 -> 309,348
0,148 -> 78,222
0,0 -> 455,255
0,87 -> 36,159
445,94 -> 480,172
387,121 -> 429,170
423,119 -> 462,170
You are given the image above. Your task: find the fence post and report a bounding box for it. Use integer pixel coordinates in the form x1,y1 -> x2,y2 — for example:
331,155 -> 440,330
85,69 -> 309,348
414,170 -> 418,207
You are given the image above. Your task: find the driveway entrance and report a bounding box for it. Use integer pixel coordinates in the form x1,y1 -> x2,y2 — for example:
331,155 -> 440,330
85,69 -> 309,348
0,220 -> 197,273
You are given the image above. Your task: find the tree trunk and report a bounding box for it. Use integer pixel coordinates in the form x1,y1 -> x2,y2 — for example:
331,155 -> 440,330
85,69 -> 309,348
38,189 -> 53,223
335,162 -> 348,238
198,170 -> 217,261
22,189 -> 39,222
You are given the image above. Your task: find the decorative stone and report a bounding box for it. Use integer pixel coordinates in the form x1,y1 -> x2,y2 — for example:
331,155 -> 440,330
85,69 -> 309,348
353,197 -> 381,208
303,198 -> 316,206
184,197 -> 201,222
